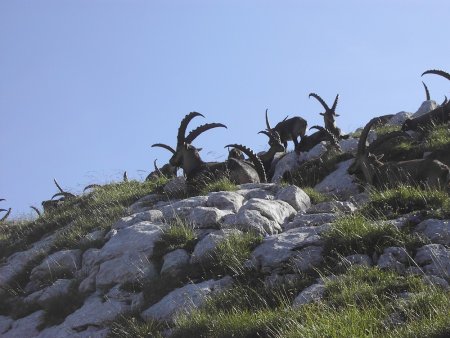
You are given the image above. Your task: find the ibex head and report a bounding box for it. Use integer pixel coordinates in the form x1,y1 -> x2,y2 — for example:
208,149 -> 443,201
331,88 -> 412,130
258,130 -> 285,153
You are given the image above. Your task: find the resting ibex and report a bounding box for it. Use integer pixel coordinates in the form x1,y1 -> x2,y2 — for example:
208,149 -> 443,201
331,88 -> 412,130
153,112 -> 266,189
41,179 -> 76,212
402,69 -> 450,131
264,109 -> 307,151
227,147 -> 245,161
145,159 -> 177,181
309,93 -> 348,140
257,130 -> 285,180
296,126 -> 341,153
349,115 -> 450,189
0,199 -> 11,222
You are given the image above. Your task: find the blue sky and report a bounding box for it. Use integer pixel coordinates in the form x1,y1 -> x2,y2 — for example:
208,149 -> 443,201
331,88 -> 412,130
1,0 -> 449,218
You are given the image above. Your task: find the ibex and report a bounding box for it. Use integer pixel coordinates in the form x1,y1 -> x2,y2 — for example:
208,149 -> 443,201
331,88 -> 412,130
227,147 -> 245,161
264,109 -> 307,151
0,199 -> 11,222
309,93 -> 348,140
145,159 -> 177,181
296,126 -> 341,153
402,69 -> 450,131
257,130 -> 285,180
349,115 -> 450,189
152,112 -> 266,191
41,179 -> 76,212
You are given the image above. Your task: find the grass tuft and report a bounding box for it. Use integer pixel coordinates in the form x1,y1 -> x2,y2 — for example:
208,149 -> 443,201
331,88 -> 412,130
199,177 -> 238,196
302,187 -> 332,204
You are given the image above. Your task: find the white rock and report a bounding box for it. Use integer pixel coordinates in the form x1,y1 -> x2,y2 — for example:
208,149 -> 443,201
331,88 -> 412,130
96,252 -> 158,290
414,244 -> 450,280
206,191 -> 245,213
190,229 -> 242,264
3,310 -> 44,338
159,196 -> 208,221
30,249 -> 82,282
128,194 -> 164,214
140,276 -> 233,322
188,207 -> 232,229
161,249 -> 190,277
37,279 -> 73,307
387,111 -> 412,126
284,213 -> 337,231
415,219 -> 450,245
275,185 -> 311,212
413,100 -> 438,117
96,222 -> 164,263
298,142 -> 328,162
314,159 -> 360,199
291,246 -> 324,272
235,188 -> 275,200
235,209 -> 280,235
163,176 -> 187,196
271,152 -> 301,183
250,225 -> 328,271
307,200 -> 357,214
112,210 -> 164,230
0,315 -> 13,334
239,198 -> 296,225
293,283 -> 325,307
78,266 -> 99,294
339,138 -> 359,154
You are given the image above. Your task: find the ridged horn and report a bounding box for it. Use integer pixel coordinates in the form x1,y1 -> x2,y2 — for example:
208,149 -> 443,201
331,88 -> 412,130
309,126 -> 340,149
309,93 -> 330,111
265,109 -> 271,130
53,178 -> 64,193
224,144 -> 267,183
30,206 -> 41,217
51,192 -> 76,200
83,184 -> 102,192
422,69 -> 450,81
357,115 -> 394,156
123,171 -> 128,182
0,208 -> 11,222
422,81 -> 431,101
151,143 -> 176,154
177,112 -> 204,146
367,131 -> 412,153
331,94 -> 339,113
185,123 -> 227,144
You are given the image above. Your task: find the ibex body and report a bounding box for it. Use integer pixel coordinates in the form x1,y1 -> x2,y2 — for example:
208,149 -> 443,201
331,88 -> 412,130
146,159 -> 177,181
309,93 -> 348,140
296,126 -> 341,153
264,109 -> 307,151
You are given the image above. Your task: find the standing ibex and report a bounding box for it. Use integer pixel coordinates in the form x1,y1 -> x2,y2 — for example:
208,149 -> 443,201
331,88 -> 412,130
309,93 -> 348,140
264,109 -> 307,152
402,69 -> 450,131
349,115 -> 450,189
152,112 -> 266,191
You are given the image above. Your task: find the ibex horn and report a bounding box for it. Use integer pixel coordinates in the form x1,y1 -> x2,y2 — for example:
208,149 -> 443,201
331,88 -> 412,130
422,69 -> 450,81
0,208 -> 11,222
53,178 -> 64,193
185,123 -> 227,144
265,109 -> 271,130
51,192 -> 76,200
0,199 -> 5,202
224,144 -> 267,183
123,171 -> 128,182
331,94 -> 339,114
357,115 -> 394,156
258,130 -> 282,144
422,81 -> 431,101
151,143 -> 176,154
442,96 -> 448,106
309,126 -> 340,149
83,184 -> 102,192
177,112 -> 204,146
367,131 -> 412,153
309,93 -> 330,111
30,206 -> 41,217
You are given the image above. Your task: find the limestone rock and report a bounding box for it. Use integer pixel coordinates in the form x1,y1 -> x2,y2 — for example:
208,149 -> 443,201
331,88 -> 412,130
414,244 -> 450,280
293,283 -> 325,307
314,159 -> 360,199
284,212 -> 337,231
307,200 -> 356,214
387,111 -> 412,126
339,138 -> 359,154
3,310 -> 44,338
413,100 -> 438,117
141,277 -> 233,322
37,279 -> 73,307
161,249 -> 190,278
340,254 -> 373,267
206,191 -> 245,213
415,219 -> 450,245
275,185 -> 311,212
128,194 -> 164,214
159,196 -> 208,221
30,249 -> 82,283
239,198 -> 296,225
0,316 -> 13,335
291,246 -> 324,272
112,210 -> 164,230
188,206 -> 233,229
235,209 -> 280,235
164,176 -> 187,196
190,229 -> 242,264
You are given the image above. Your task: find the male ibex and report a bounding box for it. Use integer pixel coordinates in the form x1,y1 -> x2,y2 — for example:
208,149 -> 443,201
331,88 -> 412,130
349,115 -> 450,189
402,69 -> 450,131
264,109 -> 307,151
309,93 -> 348,140
257,130 -> 285,180
41,179 -> 76,212
297,125 -> 341,153
145,159 -> 177,181
152,112 -> 266,190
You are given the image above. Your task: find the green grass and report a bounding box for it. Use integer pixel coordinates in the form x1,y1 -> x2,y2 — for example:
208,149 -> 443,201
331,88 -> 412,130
302,187 -> 332,204
363,185 -> 450,218
199,177 -> 238,196
108,315 -> 165,338
0,178 -> 167,259
423,123 -> 450,152
322,213 -> 426,257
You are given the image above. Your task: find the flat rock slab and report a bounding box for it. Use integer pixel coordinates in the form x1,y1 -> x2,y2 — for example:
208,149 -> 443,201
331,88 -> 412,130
141,276 -> 233,322
190,229 -> 242,264
415,219 -> 450,245
307,200 -> 356,214
188,206 -> 233,229
239,198 -> 296,225
275,185 -> 311,212
284,212 -> 337,231
234,209 -> 280,235
30,249 -> 82,283
250,225 -> 328,271
414,244 -> 450,280
206,191 -> 245,213
314,159 -> 360,199
3,310 -> 44,338
293,283 -> 325,307
112,210 -> 164,230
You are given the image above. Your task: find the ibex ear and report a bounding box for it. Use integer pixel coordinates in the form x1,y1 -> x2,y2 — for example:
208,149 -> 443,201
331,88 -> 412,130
335,113 -> 340,117
320,113 -> 325,116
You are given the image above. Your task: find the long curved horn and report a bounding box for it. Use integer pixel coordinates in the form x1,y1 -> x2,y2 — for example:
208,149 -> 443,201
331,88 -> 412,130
0,208 -> 11,222
422,69 -> 450,81
185,123 -> 227,144
123,171 -> 128,182
331,94 -> 339,113
282,115 -> 289,122
151,143 -> 176,154
83,184 -> 102,192
177,112 -> 204,147
309,93 -> 330,111
367,131 -> 412,153
259,130 -> 282,145
442,96 -> 448,106
53,178 -> 64,193
357,115 -> 394,156
224,144 -> 267,183
265,109 -> 271,130
30,206 -> 41,217
0,199 -> 5,202
422,81 -> 431,101
51,192 -> 76,200
309,126 -> 340,149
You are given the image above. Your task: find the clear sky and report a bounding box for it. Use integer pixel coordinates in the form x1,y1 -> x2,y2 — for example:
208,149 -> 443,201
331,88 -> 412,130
1,0 -> 449,218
